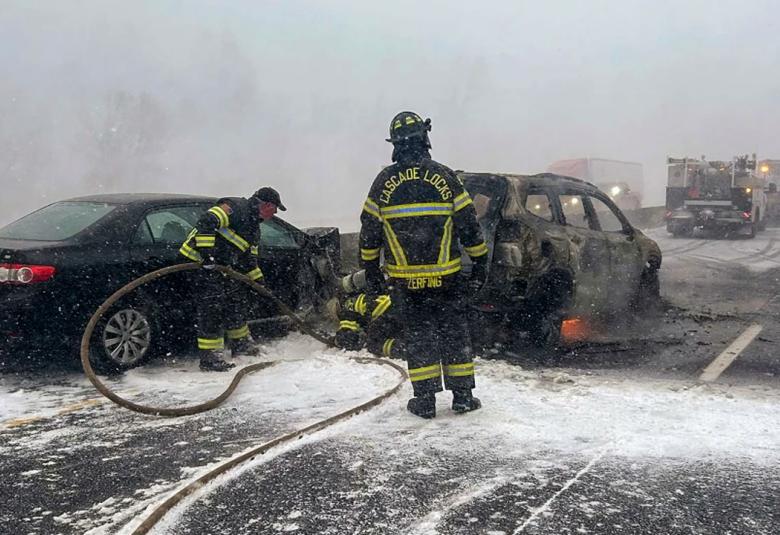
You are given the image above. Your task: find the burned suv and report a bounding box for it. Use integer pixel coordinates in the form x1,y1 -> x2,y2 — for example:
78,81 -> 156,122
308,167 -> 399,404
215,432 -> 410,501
461,172 -> 662,348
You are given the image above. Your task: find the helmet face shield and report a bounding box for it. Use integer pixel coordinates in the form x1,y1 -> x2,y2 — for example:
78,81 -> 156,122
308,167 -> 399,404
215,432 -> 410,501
386,111 -> 431,144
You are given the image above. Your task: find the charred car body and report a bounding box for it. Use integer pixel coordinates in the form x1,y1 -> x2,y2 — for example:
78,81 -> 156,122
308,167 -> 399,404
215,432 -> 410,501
0,194 -> 340,370
461,172 -> 662,349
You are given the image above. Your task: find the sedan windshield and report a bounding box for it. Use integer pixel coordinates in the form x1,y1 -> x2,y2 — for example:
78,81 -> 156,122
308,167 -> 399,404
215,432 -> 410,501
0,201 -> 116,241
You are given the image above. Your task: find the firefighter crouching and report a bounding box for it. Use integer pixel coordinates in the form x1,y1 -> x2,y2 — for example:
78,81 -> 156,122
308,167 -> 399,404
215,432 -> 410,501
358,111 -> 489,418
180,187 -> 286,371
335,270 -> 402,358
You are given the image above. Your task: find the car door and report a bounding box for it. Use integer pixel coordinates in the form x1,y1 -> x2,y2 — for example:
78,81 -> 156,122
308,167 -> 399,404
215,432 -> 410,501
127,204 -> 210,320
556,189 -> 613,315
257,217 -> 304,310
585,194 -> 644,308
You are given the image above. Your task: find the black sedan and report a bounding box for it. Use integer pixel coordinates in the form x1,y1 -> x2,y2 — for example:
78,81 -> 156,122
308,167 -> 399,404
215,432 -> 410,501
0,194 -> 340,371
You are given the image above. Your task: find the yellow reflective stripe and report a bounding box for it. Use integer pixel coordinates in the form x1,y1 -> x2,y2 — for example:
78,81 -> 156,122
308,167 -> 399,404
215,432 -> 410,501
380,202 -> 454,219
386,259 -> 461,278
180,243 -> 203,262
218,227 -> 250,252
361,248 -> 380,261
464,242 -> 489,257
246,267 -> 264,281
226,324 -> 250,339
382,338 -> 395,357
195,235 -> 216,247
198,337 -> 224,350
383,222 -> 408,266
362,199 -> 382,221
409,363 -> 442,382
339,320 -> 359,331
208,206 -> 230,228
372,295 -> 392,319
444,362 -> 475,375
355,294 -> 367,316
453,192 -> 473,212
250,245 -> 259,256
437,217 -> 453,265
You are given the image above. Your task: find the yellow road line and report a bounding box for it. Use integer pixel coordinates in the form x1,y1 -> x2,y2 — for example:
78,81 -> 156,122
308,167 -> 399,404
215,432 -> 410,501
1,393 -> 136,430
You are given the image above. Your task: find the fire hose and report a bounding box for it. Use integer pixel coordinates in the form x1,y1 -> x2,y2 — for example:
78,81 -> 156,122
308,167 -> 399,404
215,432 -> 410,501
79,262 -> 405,417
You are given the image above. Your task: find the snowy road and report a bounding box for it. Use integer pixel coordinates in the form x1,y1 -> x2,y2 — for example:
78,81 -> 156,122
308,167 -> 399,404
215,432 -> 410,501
1,228 -> 780,534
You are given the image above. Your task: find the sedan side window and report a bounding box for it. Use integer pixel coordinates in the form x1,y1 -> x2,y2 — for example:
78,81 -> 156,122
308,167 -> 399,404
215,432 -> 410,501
133,206 -> 205,245
525,193 -> 555,222
260,218 -> 300,248
588,196 -> 626,233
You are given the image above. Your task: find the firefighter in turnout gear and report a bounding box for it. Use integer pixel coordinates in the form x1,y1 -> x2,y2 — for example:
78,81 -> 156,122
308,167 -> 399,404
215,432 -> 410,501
335,271 -> 401,358
359,111 -> 489,418
180,187 -> 286,371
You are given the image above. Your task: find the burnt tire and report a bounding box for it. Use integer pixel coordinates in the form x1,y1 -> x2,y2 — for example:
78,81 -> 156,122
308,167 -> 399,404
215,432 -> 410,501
631,265 -> 661,313
89,301 -> 158,374
528,313 -> 563,351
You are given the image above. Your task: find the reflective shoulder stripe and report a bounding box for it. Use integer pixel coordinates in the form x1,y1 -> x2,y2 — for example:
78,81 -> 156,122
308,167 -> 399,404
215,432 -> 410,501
362,198 -> 382,221
250,245 -> 259,256
464,242 -> 489,257
453,192 -> 473,212
361,248 -> 380,261
208,206 -> 230,228
218,228 -> 250,252
382,338 -> 395,357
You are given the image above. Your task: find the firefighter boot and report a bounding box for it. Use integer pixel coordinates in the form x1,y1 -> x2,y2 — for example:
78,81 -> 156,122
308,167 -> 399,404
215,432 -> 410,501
407,393 -> 436,419
199,350 -> 236,372
229,337 -> 262,357
452,389 -> 482,414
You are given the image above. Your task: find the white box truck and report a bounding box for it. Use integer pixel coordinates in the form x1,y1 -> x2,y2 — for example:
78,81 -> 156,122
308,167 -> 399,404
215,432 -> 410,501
547,158 -> 644,211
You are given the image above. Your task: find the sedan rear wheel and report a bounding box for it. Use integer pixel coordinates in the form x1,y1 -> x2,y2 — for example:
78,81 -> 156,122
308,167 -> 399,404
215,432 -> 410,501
92,306 -> 156,373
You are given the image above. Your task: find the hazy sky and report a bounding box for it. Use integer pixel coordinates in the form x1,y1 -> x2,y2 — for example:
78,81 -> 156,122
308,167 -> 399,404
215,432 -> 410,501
2,0 -> 779,229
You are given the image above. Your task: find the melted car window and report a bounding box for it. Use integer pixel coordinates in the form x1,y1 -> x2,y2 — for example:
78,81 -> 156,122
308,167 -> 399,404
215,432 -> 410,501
0,201 -> 115,241
525,193 -> 554,222
472,193 -> 491,221
560,194 -> 589,229
588,196 -> 625,232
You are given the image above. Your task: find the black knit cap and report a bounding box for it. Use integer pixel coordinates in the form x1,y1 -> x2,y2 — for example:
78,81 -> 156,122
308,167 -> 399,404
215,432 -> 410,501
252,187 -> 286,211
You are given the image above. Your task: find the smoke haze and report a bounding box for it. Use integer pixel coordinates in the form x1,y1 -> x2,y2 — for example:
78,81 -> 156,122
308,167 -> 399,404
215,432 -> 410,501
2,0 -> 779,229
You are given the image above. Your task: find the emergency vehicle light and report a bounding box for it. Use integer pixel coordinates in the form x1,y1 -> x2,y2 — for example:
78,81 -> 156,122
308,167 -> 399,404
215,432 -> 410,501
0,263 -> 56,284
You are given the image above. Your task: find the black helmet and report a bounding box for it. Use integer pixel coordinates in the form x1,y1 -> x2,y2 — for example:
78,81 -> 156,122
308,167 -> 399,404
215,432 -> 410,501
386,111 -> 431,144
251,187 -> 286,211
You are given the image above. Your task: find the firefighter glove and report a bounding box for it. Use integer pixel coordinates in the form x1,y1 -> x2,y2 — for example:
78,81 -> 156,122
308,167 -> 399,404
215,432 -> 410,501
202,256 -> 217,270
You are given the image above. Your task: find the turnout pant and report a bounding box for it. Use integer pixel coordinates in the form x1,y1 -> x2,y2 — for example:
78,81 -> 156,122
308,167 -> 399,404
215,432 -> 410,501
195,271 -> 251,350
394,289 -> 475,396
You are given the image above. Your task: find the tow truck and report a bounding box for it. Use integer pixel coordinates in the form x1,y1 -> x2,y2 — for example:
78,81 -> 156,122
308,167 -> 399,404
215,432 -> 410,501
665,154 -> 767,238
